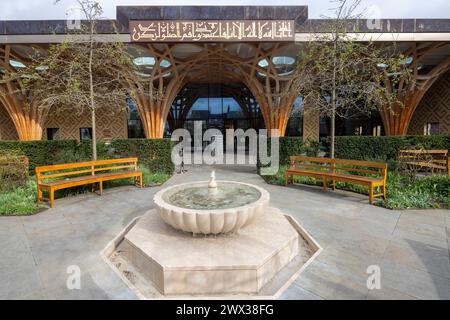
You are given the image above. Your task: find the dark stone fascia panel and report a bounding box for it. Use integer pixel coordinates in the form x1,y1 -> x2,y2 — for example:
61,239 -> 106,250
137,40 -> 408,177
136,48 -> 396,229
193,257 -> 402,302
2,5 -> 450,36
116,6 -> 308,31
4,20 -> 67,35
415,19 -> 450,32
297,18 -> 450,33
0,19 -> 126,35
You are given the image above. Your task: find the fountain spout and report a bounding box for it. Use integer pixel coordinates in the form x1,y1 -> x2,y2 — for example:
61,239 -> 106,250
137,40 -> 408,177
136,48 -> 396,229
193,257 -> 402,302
208,170 -> 218,190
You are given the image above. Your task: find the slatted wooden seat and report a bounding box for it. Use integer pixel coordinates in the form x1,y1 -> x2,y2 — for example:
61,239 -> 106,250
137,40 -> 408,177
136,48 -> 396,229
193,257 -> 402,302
399,149 -> 449,175
35,158 -> 142,208
285,156 -> 388,204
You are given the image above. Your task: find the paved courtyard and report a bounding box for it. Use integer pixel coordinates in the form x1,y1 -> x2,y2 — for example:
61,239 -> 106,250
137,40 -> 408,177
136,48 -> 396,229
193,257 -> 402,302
1,164 -> 449,300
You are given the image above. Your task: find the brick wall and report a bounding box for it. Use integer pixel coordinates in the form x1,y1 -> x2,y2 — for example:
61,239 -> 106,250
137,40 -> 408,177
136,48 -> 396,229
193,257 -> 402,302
43,108 -> 128,140
0,104 -> 18,140
408,70 -> 450,135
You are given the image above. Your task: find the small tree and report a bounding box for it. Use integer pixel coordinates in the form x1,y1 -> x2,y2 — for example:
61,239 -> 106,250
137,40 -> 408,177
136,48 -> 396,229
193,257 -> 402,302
17,0 -> 137,159
291,0 -> 411,158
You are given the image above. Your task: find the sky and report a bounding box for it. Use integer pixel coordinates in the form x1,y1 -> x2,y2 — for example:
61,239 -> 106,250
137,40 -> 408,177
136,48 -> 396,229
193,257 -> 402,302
1,0 -> 449,20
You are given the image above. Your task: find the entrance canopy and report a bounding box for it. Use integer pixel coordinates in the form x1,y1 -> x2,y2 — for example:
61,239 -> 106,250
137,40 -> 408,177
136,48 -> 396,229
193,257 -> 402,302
1,6 -> 450,140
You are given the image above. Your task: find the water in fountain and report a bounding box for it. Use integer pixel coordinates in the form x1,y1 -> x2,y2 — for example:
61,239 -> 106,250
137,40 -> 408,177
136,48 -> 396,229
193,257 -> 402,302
164,182 -> 261,210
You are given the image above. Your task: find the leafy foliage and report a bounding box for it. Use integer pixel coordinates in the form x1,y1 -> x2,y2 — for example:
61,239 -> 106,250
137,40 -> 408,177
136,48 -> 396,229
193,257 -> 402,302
14,0 -> 138,159
0,153 -> 29,192
290,0 -> 412,157
0,179 -> 43,215
383,173 -> 449,209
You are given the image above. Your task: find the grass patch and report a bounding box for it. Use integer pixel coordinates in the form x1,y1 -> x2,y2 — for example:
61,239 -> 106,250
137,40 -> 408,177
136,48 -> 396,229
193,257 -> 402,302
0,180 -> 43,215
261,165 -> 449,210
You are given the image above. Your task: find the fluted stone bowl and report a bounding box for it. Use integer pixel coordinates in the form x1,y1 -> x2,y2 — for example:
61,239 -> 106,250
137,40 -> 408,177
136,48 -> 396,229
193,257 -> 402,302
153,181 -> 270,235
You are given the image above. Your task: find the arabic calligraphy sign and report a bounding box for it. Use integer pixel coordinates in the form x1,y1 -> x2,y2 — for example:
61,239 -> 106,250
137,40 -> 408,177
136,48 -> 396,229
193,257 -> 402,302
130,20 -> 295,42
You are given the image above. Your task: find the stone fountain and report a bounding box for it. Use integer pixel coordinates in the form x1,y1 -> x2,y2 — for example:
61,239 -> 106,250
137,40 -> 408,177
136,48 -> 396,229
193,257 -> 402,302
154,171 -> 270,234
103,171 -> 321,298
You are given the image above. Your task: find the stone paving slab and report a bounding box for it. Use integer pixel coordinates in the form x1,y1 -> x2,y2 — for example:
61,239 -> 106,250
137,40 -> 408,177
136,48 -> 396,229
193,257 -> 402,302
0,164 -> 449,300
383,240 -> 450,279
379,259 -> 450,300
366,286 -> 417,300
294,260 -> 370,300
278,282 -> 323,300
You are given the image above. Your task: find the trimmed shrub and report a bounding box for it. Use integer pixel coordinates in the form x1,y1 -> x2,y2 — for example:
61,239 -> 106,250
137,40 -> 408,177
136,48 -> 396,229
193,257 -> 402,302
259,135 -> 449,167
0,153 -> 29,192
110,139 -> 174,174
0,140 -> 79,172
321,135 -> 450,162
72,140 -> 109,161
278,137 -> 305,165
258,137 -> 322,168
0,139 -> 174,175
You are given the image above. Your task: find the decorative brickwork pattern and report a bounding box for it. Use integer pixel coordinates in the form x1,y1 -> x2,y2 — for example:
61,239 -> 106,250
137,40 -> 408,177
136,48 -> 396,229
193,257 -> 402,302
0,104 -> 18,140
302,107 -> 320,141
43,109 -> 128,140
408,71 -> 450,135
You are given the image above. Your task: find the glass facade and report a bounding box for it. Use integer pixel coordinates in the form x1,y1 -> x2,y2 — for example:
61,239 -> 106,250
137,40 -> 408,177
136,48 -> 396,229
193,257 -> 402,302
80,128 -> 93,141
127,98 -> 145,138
285,97 -> 303,136
46,128 -> 60,140
424,122 -> 440,135
126,86 -> 389,140
170,84 -> 264,137
319,111 -> 384,137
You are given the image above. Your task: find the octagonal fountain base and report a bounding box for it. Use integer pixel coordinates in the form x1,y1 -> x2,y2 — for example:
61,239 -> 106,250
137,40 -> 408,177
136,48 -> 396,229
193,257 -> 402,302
102,207 -> 322,299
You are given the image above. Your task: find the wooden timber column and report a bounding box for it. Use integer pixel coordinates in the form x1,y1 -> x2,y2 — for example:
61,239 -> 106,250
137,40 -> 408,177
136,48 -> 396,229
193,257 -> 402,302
128,43 -> 298,137
380,42 -> 450,136
240,44 -> 297,136
128,44 -> 187,139
0,45 -> 47,140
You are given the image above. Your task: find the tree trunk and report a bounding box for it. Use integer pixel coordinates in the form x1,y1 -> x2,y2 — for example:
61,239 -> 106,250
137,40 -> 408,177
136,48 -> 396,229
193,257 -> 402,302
330,37 -> 337,159
330,103 -> 336,159
88,21 -> 97,160
91,108 -> 97,160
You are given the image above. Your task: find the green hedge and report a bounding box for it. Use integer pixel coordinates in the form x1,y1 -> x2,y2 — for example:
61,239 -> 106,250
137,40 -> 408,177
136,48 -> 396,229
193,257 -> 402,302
110,139 -> 174,174
322,135 -> 450,161
257,135 -> 449,171
258,137 -> 322,167
0,139 -> 174,174
0,140 -> 80,172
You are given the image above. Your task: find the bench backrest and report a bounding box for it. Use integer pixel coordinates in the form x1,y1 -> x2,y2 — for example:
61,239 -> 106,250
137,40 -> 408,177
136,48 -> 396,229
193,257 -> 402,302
399,149 -> 448,166
35,158 -> 138,184
289,156 -> 387,180
399,149 -> 448,156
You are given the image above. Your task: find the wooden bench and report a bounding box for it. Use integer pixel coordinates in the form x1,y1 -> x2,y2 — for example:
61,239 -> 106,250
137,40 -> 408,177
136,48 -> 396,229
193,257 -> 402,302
285,156 -> 387,204
35,158 -> 143,208
399,149 -> 449,175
